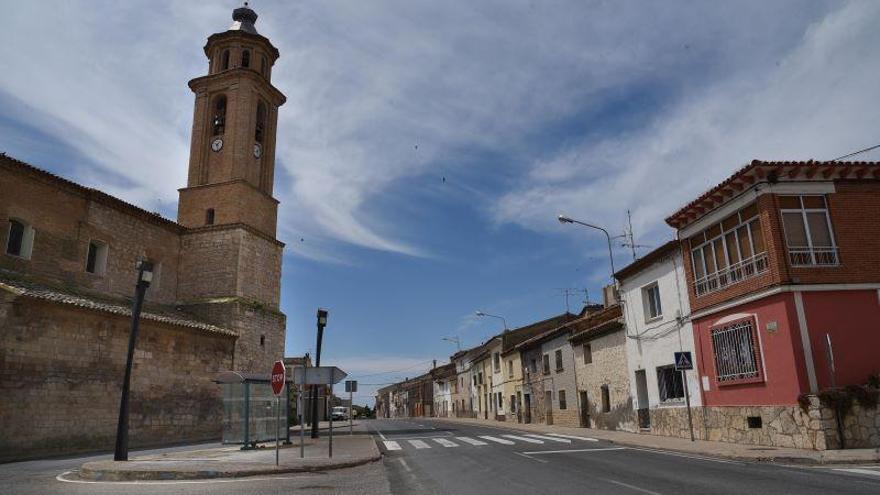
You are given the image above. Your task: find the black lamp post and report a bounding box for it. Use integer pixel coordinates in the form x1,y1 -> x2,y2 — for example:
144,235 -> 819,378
310,308 -> 328,439
113,259 -> 154,461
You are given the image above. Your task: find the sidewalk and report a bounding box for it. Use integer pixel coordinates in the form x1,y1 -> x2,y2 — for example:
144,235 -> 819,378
79,428 -> 379,481
436,416 -> 880,465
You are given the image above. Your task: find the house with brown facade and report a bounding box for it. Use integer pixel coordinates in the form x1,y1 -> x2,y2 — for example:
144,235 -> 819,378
666,159 -> 880,449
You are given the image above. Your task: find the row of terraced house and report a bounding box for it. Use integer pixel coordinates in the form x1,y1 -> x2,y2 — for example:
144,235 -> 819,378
376,159 -> 880,451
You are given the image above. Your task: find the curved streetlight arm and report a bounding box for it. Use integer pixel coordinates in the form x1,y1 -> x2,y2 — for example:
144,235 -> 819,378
475,311 -> 508,331
558,215 -> 616,279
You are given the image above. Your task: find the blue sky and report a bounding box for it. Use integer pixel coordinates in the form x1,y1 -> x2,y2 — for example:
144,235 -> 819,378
2,1 -> 879,404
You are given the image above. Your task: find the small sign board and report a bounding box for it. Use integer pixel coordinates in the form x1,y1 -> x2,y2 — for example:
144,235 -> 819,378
292,366 -> 348,385
271,360 -> 286,396
674,351 -> 693,371
345,380 -> 358,393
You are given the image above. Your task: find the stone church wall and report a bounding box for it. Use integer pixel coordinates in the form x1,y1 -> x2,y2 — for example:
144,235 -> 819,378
0,294 -> 235,462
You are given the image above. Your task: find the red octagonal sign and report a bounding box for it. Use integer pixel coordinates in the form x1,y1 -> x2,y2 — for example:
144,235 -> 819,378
271,360 -> 286,396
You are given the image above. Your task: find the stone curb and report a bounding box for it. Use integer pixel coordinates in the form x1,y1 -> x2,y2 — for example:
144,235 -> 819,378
437,417 -> 880,466
78,442 -> 382,481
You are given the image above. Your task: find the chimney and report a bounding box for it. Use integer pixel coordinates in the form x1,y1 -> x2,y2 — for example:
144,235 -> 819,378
433,359 -> 437,369
602,284 -> 619,308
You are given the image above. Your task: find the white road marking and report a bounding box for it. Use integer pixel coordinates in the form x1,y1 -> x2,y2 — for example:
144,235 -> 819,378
456,436 -> 488,446
433,438 -> 459,448
398,458 -> 412,472
56,471 -> 321,485
408,439 -> 431,449
522,447 -> 627,455
834,468 -> 880,477
600,477 -> 664,495
383,440 -> 402,451
374,426 -> 388,441
514,452 -> 548,464
547,433 -> 599,442
502,434 -> 544,444
524,434 -> 571,443
627,447 -> 739,464
479,435 -> 515,445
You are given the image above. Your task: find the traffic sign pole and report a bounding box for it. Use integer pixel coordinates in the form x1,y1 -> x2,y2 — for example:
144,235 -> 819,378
270,360 -> 286,465
683,370 -> 694,442
674,352 -> 695,442
349,389 -> 353,436
300,366 -> 305,458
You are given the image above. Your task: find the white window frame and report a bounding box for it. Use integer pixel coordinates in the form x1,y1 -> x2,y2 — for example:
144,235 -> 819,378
690,205 -> 768,296
641,282 -> 662,322
779,195 -> 839,267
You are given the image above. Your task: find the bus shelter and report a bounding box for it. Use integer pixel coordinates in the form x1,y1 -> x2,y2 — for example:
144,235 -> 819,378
215,371 -> 290,448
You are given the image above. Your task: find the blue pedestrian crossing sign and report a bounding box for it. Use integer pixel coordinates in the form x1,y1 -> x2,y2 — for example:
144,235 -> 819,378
674,351 -> 693,371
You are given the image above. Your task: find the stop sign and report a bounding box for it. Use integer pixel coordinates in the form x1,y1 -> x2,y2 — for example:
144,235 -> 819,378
271,360 -> 286,396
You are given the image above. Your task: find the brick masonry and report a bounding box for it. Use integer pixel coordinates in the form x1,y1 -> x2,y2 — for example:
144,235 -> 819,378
0,294 -> 235,462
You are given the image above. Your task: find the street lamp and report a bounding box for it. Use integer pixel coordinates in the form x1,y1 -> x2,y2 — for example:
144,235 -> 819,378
475,311 -> 508,331
114,259 -> 154,461
310,308 -> 328,439
558,214 -> 616,279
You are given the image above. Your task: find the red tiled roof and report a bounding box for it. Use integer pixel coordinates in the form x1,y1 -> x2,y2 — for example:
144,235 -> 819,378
568,304 -> 624,342
0,152 -> 183,232
665,159 -> 880,229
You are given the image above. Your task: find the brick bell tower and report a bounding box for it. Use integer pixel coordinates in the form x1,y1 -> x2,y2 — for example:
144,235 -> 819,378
176,3 -> 286,373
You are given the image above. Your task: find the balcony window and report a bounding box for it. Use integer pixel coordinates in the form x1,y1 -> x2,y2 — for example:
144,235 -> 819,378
780,195 -> 838,266
690,203 -> 768,297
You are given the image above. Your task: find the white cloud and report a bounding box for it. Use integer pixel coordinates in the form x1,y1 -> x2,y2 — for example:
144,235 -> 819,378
1,0 -> 870,263
493,1 -> 880,243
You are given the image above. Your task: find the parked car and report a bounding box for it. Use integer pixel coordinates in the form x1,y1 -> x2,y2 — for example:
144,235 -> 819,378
331,406 -> 348,421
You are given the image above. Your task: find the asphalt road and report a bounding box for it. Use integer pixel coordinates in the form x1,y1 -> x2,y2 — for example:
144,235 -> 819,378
0,440 -> 391,495
2,419 -> 879,494
369,418 -> 880,495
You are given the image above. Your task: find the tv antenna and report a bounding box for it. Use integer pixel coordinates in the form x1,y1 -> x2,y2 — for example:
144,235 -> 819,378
555,288 -> 590,313
616,210 -> 651,260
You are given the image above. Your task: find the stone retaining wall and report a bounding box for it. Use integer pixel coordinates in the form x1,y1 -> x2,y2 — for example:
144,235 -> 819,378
639,396 -> 879,450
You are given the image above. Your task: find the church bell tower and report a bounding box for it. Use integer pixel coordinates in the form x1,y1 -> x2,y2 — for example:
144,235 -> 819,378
178,3 -> 286,238
176,4 -> 287,373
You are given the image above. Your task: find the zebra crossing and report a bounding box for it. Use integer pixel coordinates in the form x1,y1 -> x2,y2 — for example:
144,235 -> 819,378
381,433 -> 598,452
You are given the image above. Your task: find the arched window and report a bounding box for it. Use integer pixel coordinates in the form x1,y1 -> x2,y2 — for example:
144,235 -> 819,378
260,56 -> 268,77
6,218 -> 34,259
255,102 -> 266,143
212,95 -> 227,136
241,49 -> 250,68
221,49 -> 230,70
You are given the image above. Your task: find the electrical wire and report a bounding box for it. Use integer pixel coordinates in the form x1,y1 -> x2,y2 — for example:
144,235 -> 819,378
830,142 -> 880,161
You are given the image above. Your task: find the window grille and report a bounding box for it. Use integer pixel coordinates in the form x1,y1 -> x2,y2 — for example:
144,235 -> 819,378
554,350 -> 563,372
656,365 -> 684,402
711,320 -> 760,383
542,354 -> 550,375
